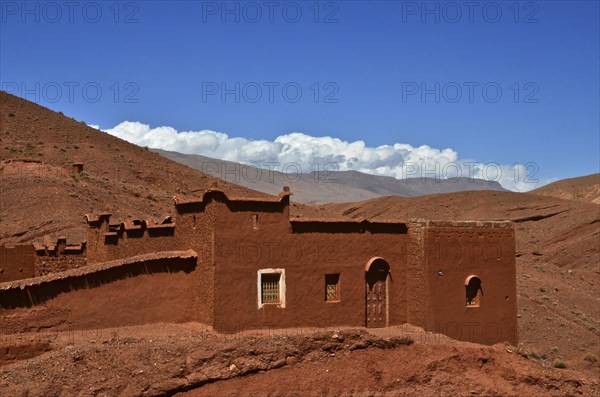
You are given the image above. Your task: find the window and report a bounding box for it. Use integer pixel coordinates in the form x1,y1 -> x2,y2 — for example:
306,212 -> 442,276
262,273 -> 280,304
252,214 -> 259,229
257,269 -> 285,308
466,275 -> 482,307
325,273 -> 340,302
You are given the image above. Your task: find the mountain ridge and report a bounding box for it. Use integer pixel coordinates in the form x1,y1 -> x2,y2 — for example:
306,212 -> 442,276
152,148 -> 508,204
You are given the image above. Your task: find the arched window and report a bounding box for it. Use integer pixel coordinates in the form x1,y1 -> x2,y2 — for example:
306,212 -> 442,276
465,275 -> 482,307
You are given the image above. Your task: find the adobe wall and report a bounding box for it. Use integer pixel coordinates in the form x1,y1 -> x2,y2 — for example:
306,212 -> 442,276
33,255 -> 87,277
85,215 -> 185,264
2,186 -> 517,346
175,199 -> 216,326
33,238 -> 86,277
79,200 -> 217,325
207,193 -> 411,333
406,221 -> 426,328
422,221 -> 518,345
0,252 -> 199,334
0,245 -> 34,283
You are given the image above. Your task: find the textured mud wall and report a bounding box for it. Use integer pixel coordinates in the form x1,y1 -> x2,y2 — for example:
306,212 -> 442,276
6,188 -> 517,344
0,255 -> 198,334
406,222 -> 426,328
175,201 -> 215,326
0,245 -> 34,283
209,195 -> 410,333
423,222 -> 518,345
33,255 -> 87,277
86,217 -> 185,264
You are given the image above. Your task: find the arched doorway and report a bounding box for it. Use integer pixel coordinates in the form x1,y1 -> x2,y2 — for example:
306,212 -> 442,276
465,275 -> 483,307
365,257 -> 389,328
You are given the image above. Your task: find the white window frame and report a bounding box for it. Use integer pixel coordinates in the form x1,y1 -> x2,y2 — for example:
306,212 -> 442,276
257,268 -> 286,309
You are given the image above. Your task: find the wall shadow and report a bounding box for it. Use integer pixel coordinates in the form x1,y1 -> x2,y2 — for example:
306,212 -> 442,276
0,257 -> 197,310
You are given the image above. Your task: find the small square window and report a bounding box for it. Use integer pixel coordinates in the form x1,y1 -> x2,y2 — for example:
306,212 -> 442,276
257,269 -> 286,308
325,273 -> 340,302
261,273 -> 281,304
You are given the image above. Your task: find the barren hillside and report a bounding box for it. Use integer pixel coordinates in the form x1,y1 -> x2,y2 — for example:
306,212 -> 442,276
0,91 -> 270,245
532,173 -> 600,204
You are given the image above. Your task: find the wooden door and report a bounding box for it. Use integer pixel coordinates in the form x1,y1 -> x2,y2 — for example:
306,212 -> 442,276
366,261 -> 388,328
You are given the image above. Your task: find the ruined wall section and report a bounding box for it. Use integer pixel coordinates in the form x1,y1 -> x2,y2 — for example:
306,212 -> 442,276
33,237 -> 86,276
0,245 -> 34,283
85,214 -> 185,264
423,221 -> 517,345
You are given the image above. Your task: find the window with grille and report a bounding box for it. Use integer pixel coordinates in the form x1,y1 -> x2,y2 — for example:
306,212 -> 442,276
261,273 -> 280,304
257,269 -> 286,308
325,273 -> 340,302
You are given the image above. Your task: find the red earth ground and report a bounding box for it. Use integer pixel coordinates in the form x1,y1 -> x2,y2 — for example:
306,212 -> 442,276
0,323 -> 598,397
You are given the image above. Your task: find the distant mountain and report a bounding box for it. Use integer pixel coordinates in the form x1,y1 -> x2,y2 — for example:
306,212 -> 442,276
153,149 -> 508,204
532,173 -> 600,204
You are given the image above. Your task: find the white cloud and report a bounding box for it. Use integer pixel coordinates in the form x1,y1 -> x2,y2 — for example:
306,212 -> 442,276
100,121 -> 547,192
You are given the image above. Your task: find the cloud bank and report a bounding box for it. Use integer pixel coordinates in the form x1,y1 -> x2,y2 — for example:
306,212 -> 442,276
100,121 -> 545,192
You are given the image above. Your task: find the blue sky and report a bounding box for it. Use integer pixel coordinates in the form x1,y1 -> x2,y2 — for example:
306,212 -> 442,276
1,1 -> 599,190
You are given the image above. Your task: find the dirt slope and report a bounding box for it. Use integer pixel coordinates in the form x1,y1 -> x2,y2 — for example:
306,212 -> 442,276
0,91 -> 270,244
1,324 -> 597,397
532,173 -> 600,204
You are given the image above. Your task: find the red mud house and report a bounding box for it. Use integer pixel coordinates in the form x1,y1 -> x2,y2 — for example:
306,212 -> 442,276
0,187 -> 517,345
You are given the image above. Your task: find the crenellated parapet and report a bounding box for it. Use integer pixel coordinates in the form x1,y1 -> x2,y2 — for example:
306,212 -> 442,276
85,212 -> 178,263
32,235 -> 86,256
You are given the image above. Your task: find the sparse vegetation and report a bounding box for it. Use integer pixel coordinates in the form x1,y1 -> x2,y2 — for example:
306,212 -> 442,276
584,353 -> 597,363
528,352 -> 544,361
405,374 -> 418,383
553,359 -> 567,369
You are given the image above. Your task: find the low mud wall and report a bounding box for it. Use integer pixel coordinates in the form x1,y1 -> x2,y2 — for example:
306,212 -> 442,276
0,250 -> 198,334
0,245 -> 34,283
